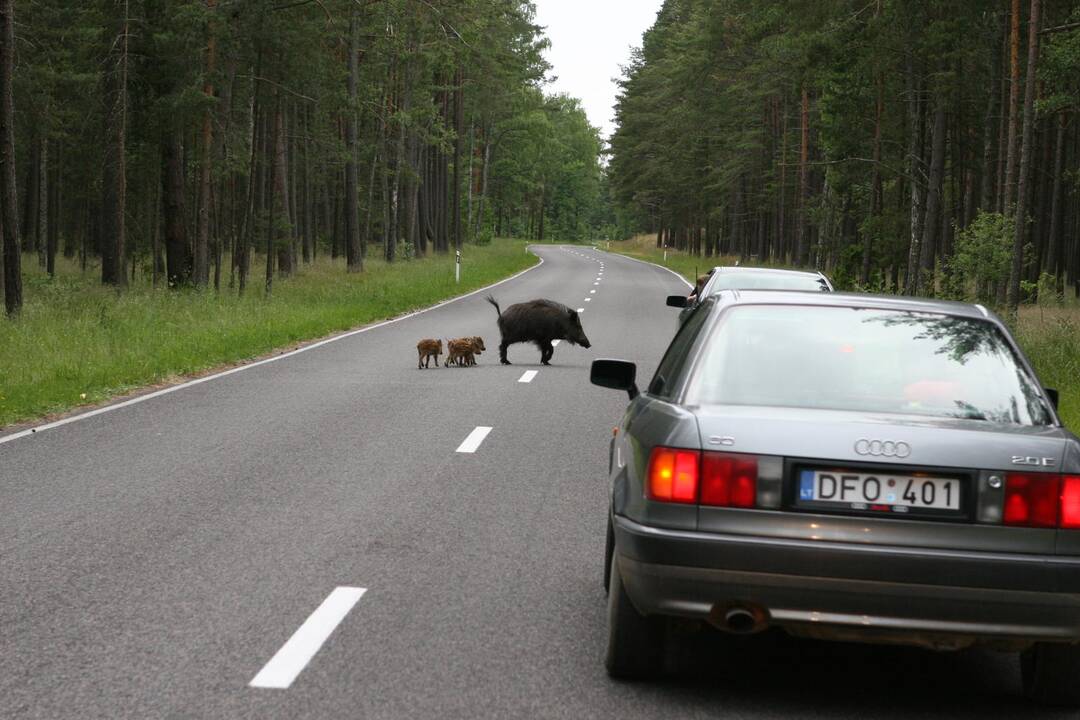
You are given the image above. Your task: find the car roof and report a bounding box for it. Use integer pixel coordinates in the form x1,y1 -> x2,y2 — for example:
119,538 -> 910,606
708,266 -> 825,279
702,290 -> 992,320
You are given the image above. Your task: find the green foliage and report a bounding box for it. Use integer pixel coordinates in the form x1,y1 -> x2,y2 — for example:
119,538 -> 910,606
949,212 -> 1014,303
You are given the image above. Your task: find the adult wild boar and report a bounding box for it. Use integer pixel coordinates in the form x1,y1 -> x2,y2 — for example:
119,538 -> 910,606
486,296 -> 591,365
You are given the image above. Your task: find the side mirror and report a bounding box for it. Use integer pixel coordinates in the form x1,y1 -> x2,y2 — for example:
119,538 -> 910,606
1045,387 -> 1059,410
591,359 -> 639,400
666,294 -> 689,308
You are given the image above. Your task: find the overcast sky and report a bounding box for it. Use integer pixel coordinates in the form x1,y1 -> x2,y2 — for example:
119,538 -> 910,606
533,0 -> 662,141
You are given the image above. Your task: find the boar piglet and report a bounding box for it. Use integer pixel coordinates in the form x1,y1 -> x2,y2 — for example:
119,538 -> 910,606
417,338 -> 443,369
486,296 -> 591,365
446,336 -> 486,367
445,338 -> 476,368
466,336 -> 486,366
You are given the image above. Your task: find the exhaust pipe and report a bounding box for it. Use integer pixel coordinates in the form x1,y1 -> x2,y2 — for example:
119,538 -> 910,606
710,603 -> 768,634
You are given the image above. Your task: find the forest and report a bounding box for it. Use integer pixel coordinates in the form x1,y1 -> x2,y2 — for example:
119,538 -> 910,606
0,0 -> 608,316
609,0 -> 1080,312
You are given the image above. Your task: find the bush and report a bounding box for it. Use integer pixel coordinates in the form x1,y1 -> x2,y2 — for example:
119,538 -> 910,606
949,211 -> 1014,303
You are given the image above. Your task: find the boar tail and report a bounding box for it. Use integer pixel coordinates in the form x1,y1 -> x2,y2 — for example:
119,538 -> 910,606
485,295 -> 502,317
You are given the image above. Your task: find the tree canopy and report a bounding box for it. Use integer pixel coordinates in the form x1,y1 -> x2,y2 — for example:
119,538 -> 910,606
609,0 -> 1080,310
0,0 -> 610,314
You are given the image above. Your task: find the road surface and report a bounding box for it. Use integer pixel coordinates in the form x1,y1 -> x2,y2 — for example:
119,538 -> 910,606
0,246 -> 1066,718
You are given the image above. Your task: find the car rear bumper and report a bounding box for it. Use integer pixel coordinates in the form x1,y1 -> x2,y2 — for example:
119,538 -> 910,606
614,515 -> 1080,647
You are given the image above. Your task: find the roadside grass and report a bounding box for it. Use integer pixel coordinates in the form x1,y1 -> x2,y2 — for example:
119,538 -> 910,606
607,234 -> 803,287
608,236 -> 1080,432
0,240 -> 536,429
1016,307 -> 1080,431
606,234 -> 736,286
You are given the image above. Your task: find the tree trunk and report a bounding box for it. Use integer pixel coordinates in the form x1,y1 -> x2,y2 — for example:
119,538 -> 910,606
795,86 -> 809,266
344,11 -> 362,271
904,52 -> 925,296
101,0 -> 129,287
195,0 -> 216,287
0,0 -> 18,315
272,102 -> 292,278
302,105 -> 313,263
1003,0 -> 1021,211
980,36 -> 1000,214
451,66 -> 464,251
265,94 -> 280,295
237,84 -> 260,296
862,71 -> 883,285
21,137 -> 39,254
1006,0 -> 1040,313
161,132 -> 192,287
917,98 -> 947,293
47,141 -> 60,277
1048,113 -> 1067,296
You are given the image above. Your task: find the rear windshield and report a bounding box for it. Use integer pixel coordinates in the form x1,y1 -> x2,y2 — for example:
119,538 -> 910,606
709,273 -> 829,293
687,305 -> 1052,426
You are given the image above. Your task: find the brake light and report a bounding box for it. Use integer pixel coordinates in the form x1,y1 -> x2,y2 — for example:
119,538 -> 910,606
647,447 -> 699,503
1061,477 -> 1080,529
701,454 -> 758,507
1004,473 -> 1061,528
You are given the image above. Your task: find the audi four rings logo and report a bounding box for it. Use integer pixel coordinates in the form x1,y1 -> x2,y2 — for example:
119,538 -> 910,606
854,439 -> 911,458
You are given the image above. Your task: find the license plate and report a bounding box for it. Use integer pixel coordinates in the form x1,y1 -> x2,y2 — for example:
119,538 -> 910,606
798,469 -> 961,514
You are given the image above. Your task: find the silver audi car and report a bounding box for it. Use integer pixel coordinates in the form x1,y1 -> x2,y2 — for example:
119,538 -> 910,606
591,291 -> 1080,705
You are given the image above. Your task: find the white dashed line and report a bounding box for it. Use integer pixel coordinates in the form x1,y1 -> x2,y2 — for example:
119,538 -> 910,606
577,308 -> 585,312
518,371 -> 538,383
552,340 -> 561,347
250,587 -> 367,690
456,426 -> 493,453
590,290 -> 596,294
584,298 -> 591,302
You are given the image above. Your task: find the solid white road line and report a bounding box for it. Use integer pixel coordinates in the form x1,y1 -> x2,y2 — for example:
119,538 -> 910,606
456,426 -> 493,453
0,253 -> 548,446
518,371 -> 538,384
552,340 -> 561,347
250,587 -> 367,690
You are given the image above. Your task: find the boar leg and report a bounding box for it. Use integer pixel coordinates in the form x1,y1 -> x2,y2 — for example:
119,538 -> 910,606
538,340 -> 554,365
499,341 -> 511,365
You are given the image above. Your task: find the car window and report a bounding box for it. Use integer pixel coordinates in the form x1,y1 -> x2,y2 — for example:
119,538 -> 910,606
649,301 -> 712,399
686,305 -> 1052,426
709,273 -> 829,293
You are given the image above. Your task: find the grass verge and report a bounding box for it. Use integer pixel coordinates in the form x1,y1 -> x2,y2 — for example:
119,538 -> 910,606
0,240 -> 536,429
607,236 -> 1080,431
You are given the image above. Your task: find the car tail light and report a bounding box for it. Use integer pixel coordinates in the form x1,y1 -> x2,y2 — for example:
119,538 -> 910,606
647,447 -> 699,504
1061,476 -> 1080,529
1004,473 -> 1061,528
701,453 -> 758,507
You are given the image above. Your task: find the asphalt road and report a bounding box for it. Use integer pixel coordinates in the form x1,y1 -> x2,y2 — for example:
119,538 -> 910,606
1,245 -> 1071,719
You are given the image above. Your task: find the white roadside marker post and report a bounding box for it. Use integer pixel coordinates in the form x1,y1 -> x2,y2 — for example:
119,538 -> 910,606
455,250 -> 461,284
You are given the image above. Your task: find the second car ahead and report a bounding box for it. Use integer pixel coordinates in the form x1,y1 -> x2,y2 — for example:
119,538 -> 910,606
666,266 -> 833,326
